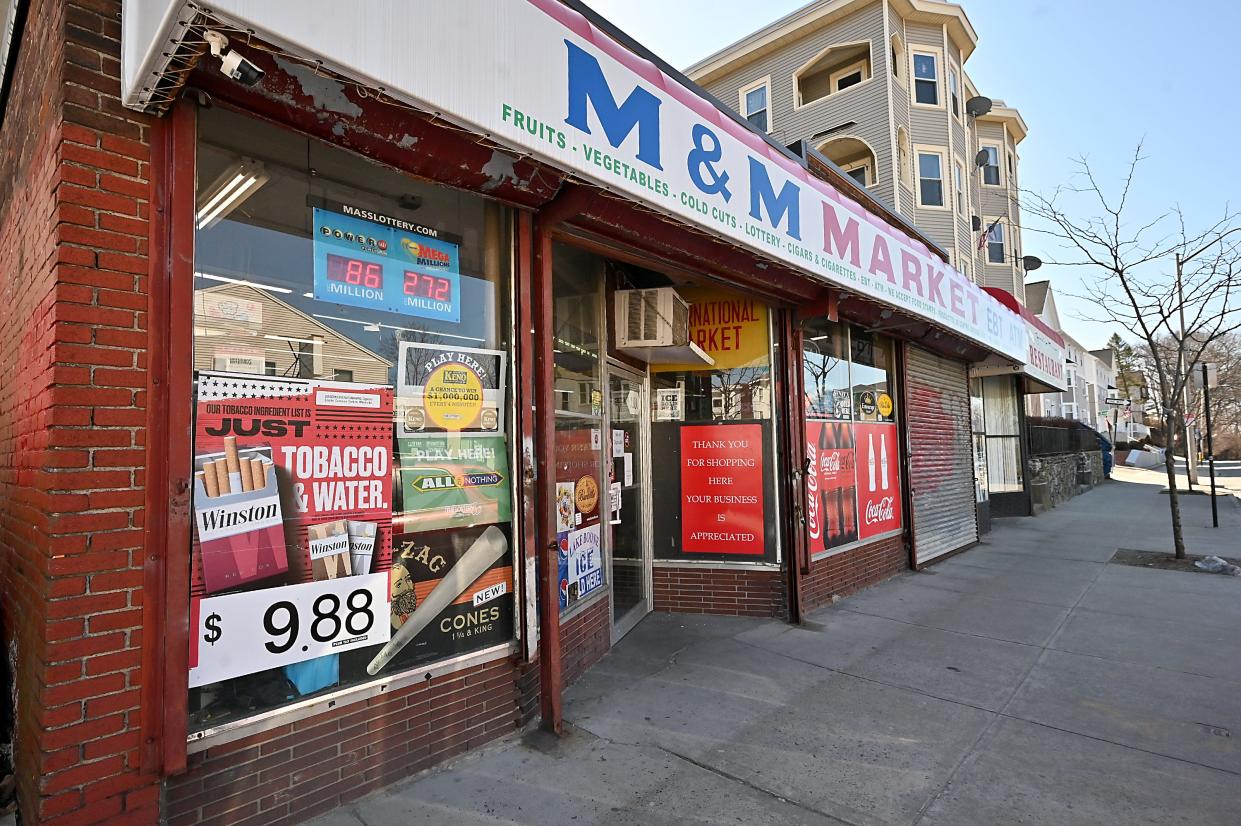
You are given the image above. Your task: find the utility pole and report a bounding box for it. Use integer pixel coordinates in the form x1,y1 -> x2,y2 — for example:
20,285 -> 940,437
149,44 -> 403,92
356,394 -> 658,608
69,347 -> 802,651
1202,362 -> 1219,528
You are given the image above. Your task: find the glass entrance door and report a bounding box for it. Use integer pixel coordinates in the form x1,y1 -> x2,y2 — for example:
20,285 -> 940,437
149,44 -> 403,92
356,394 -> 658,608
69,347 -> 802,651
607,366 -> 651,641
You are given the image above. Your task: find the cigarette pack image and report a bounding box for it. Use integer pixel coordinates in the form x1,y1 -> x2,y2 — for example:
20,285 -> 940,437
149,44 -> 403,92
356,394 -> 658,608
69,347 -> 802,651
192,444 -> 289,594
347,520 -> 377,575
308,520 -> 352,580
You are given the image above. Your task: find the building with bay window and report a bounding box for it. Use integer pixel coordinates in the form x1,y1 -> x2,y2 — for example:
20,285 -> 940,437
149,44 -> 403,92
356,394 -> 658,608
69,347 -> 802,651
0,1 -> 1055,823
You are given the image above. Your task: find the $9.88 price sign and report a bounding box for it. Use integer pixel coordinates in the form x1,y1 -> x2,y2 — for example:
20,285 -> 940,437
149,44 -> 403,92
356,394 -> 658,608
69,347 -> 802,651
189,573 -> 390,688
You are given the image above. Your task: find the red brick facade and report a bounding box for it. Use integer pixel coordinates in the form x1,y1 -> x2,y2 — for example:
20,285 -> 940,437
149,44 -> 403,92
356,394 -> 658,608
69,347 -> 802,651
801,536 -> 909,612
653,566 -> 786,618
0,0 -> 162,822
558,595 -> 611,688
165,658 -> 523,826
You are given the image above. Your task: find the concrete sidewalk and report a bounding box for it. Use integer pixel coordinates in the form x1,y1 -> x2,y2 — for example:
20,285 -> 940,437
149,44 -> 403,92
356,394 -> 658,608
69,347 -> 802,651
314,472 -> 1241,826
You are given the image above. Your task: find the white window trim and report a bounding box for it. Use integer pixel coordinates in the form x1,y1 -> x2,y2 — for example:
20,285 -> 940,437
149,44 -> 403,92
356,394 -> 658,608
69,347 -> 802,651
948,64 -> 962,121
840,157 -> 874,187
980,143 -> 1004,188
914,144 -> 948,210
985,216 -> 1006,264
890,33 -> 906,86
953,159 -> 966,215
792,42 -> 873,110
739,75 -> 773,133
909,46 -> 943,109
896,127 -> 912,188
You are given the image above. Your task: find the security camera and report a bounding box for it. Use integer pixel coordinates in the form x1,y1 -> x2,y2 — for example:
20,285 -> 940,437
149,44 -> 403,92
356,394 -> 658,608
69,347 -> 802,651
204,30 -> 264,87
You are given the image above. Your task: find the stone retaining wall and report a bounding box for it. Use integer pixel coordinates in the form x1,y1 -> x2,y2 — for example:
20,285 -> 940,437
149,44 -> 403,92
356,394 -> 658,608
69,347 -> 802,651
1028,450 -> 1104,513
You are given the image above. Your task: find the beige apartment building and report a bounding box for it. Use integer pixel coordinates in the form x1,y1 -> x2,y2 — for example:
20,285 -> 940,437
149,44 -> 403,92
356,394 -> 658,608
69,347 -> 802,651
687,0 -> 1031,305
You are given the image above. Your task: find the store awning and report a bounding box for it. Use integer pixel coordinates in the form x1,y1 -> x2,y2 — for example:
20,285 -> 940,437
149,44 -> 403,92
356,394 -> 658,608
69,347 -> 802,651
121,0 -> 1029,365
972,288 -> 1067,393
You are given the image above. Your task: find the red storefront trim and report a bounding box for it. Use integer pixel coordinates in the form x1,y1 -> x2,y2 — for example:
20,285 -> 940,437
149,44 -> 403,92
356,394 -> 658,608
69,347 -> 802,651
141,97 -> 196,777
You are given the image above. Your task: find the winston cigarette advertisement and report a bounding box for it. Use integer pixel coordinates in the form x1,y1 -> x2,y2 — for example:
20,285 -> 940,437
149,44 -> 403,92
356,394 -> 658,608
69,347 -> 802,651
188,373 -> 397,689
192,373 -> 395,595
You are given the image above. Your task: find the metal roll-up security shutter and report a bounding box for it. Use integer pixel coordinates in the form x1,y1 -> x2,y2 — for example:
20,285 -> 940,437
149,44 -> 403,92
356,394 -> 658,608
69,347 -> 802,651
905,345 -> 977,565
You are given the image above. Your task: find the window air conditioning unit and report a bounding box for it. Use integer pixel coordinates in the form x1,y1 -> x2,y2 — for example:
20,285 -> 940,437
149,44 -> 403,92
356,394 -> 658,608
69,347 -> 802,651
614,288 -> 690,348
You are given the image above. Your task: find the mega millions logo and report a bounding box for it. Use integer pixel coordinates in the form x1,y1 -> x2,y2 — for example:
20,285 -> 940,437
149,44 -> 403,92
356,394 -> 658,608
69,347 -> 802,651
401,237 -> 452,268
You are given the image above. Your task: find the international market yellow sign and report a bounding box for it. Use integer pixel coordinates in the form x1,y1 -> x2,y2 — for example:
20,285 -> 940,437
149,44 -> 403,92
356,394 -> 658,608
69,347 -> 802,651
653,286 -> 768,372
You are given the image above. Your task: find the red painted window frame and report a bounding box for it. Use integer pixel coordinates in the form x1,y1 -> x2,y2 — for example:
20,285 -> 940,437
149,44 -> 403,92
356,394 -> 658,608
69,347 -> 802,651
141,97 -> 196,776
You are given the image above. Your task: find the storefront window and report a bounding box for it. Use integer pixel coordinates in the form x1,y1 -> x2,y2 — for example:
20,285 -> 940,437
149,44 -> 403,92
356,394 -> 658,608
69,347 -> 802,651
551,243 -> 606,613
803,322 -> 851,420
647,285 -> 779,563
803,321 -> 903,558
969,377 -> 989,504
850,328 -> 896,423
981,375 -> 1023,492
188,108 -> 517,733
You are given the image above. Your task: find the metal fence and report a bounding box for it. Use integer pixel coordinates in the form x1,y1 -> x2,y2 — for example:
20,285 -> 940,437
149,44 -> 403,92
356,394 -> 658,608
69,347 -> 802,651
1027,425 -> 1099,456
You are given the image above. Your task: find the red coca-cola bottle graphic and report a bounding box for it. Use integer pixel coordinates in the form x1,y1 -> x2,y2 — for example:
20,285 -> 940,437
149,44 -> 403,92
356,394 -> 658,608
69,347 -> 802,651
844,484 -> 857,543
820,421 -> 835,547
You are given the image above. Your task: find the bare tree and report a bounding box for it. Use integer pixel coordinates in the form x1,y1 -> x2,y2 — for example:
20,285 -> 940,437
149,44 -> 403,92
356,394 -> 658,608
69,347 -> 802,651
1024,142 -> 1241,559
1144,331 -> 1241,442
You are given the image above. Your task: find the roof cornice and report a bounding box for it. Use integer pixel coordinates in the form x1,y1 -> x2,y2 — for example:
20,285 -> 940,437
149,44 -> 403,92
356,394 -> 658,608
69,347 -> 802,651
978,104 -> 1029,143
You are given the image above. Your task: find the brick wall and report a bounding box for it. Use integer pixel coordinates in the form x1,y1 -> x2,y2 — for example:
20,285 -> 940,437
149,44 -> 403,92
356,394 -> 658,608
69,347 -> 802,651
0,0 -> 162,822
558,595 -> 610,688
653,566 -> 786,618
166,657 -> 522,826
801,535 -> 908,612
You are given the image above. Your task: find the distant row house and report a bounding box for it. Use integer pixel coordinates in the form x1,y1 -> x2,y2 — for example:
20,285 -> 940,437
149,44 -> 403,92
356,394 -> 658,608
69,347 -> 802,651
1025,281 -> 1120,437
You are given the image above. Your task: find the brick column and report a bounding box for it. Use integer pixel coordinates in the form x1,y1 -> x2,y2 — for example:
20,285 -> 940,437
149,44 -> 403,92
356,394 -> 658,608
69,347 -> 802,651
0,1 -> 162,822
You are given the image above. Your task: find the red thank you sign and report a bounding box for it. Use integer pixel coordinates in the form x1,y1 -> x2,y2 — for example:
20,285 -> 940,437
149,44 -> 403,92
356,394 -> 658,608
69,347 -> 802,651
679,423 -> 765,555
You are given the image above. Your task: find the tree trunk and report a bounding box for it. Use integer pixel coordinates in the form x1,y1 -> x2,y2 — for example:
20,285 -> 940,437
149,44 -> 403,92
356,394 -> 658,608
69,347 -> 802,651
1162,417 -> 1187,559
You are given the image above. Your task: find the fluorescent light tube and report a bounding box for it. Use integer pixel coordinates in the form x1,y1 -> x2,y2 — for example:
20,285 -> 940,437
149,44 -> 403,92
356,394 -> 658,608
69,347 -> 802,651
195,158 -> 269,230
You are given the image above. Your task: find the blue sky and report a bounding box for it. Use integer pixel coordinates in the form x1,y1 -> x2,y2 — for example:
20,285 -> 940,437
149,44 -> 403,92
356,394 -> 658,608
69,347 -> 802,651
583,0 -> 1241,349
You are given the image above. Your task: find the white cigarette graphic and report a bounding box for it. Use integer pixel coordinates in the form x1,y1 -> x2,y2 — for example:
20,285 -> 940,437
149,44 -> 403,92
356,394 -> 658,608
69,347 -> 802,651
367,525 -> 507,675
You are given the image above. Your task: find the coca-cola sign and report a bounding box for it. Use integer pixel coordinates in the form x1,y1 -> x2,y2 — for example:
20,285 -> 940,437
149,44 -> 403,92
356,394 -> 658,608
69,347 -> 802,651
805,439 -> 821,543
864,495 -> 895,525
822,451 -> 842,474
854,422 -> 901,539
804,420 -> 857,555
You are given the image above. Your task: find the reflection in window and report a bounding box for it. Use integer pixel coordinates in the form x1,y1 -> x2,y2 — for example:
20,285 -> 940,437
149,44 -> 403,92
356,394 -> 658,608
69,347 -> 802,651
803,320 -> 851,420
917,151 -> 944,207
742,81 -> 770,132
551,243 -> 606,613
851,327 -> 895,423
913,52 -> 939,105
188,106 -> 516,733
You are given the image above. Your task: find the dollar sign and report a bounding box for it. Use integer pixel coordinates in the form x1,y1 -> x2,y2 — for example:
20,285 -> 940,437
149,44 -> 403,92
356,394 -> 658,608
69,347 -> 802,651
203,612 -> 222,646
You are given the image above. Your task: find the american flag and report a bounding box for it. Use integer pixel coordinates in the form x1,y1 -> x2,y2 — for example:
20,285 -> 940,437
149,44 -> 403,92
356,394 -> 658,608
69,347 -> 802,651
977,217 -> 1002,252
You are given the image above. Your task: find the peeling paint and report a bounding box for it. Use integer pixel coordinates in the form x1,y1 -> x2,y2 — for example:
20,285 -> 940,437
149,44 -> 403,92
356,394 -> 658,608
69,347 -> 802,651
332,121 -> 346,137
480,150 -> 519,192
397,134 -> 419,149
274,56 -> 363,117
